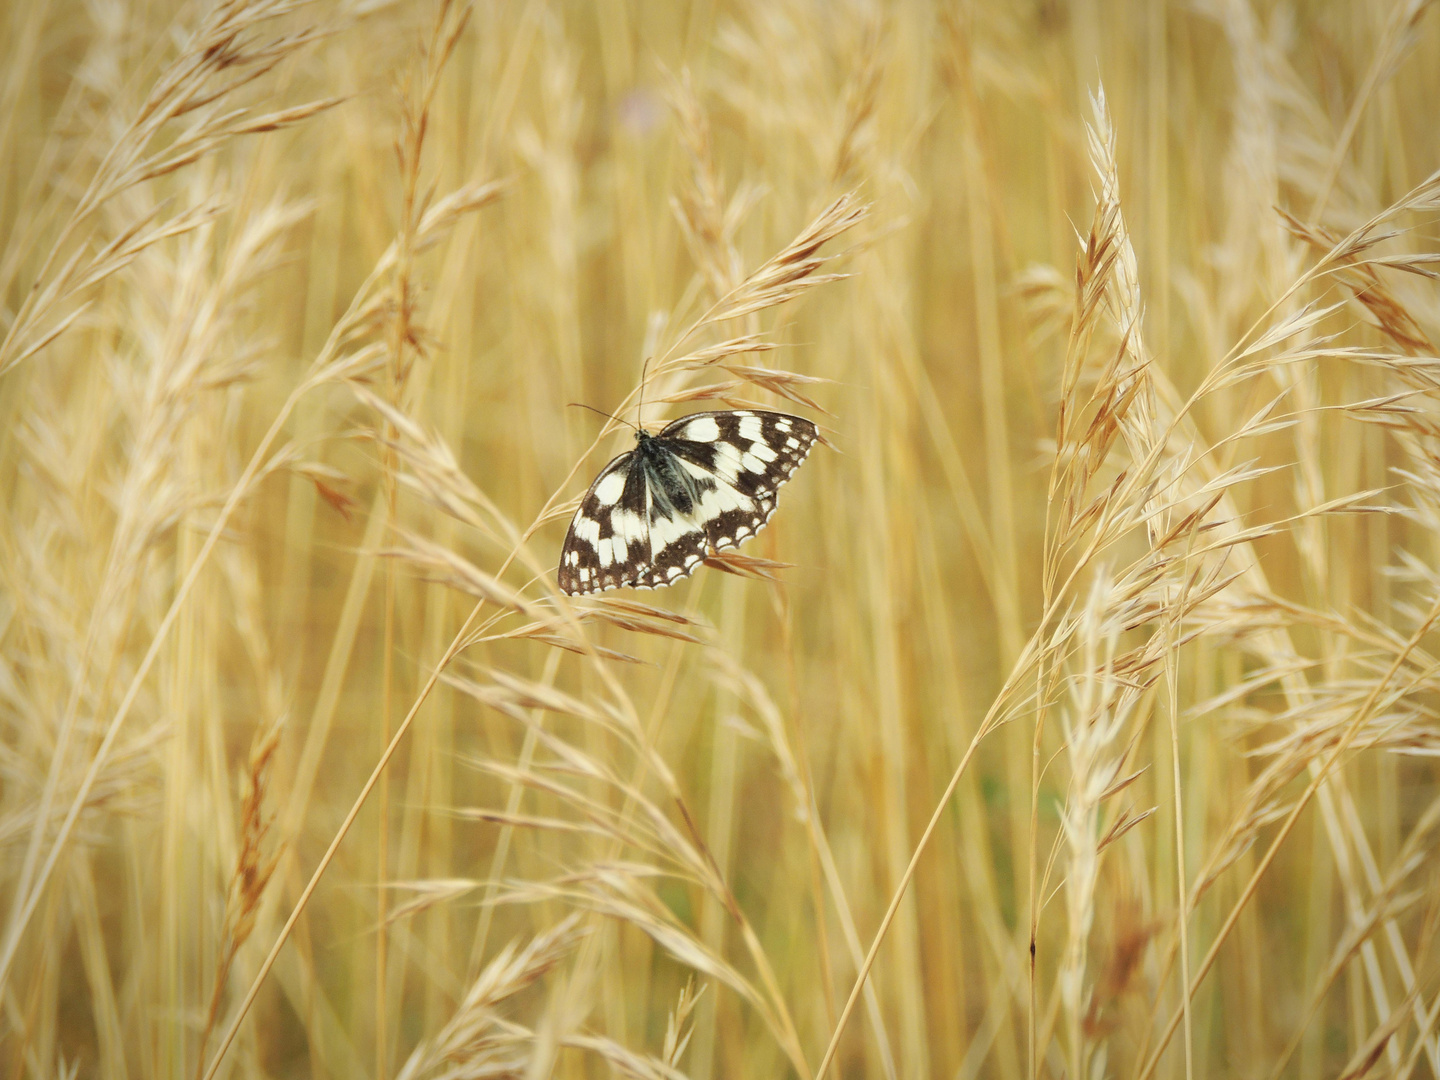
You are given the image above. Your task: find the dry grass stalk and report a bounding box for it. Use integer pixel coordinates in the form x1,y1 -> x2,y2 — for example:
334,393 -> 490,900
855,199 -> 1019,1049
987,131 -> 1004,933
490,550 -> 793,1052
700,195 -> 866,327
194,717 -> 284,1077
666,68 -> 748,300
395,915 -> 586,1080
1,186 -> 317,997
1055,574 -> 1150,1080
376,6 -> 475,1069
443,661 -> 810,1072
0,0 -> 339,377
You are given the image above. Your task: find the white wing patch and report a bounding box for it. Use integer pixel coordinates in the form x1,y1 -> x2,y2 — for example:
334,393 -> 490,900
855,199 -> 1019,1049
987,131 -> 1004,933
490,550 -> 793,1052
709,440 -> 744,484
612,509 -> 647,543
679,416 -> 721,442
574,514 -> 600,545
594,469 -> 627,505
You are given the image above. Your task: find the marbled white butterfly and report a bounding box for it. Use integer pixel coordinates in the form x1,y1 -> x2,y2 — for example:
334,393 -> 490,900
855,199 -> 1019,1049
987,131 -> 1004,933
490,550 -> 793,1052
558,410 -> 818,595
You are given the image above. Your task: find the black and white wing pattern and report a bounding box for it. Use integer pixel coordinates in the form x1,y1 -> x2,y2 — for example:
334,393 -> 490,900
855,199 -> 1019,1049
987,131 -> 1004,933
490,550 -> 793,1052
558,410 -> 818,595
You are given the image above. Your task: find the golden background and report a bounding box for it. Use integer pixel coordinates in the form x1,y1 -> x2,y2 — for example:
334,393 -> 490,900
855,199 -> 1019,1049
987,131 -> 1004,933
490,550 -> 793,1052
3,1 -> 1440,1077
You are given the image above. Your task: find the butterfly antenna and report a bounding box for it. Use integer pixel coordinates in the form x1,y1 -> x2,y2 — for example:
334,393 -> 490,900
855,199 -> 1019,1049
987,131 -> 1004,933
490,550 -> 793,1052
637,356 -> 650,430
567,402 -> 638,432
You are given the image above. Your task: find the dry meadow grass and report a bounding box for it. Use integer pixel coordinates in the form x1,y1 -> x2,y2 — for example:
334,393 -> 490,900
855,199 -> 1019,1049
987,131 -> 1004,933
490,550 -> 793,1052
5,1 -> 1440,1077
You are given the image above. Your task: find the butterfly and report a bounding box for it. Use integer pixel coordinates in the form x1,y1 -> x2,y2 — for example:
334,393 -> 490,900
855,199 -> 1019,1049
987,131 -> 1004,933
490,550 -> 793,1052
558,410 -> 819,595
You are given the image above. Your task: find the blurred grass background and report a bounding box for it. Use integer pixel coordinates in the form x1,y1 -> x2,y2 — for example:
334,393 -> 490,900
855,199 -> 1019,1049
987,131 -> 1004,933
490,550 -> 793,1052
5,0 -> 1440,1077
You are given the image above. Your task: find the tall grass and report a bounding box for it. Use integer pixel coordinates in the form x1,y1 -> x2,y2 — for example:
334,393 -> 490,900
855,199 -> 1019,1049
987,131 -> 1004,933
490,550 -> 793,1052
5,1 -> 1440,1078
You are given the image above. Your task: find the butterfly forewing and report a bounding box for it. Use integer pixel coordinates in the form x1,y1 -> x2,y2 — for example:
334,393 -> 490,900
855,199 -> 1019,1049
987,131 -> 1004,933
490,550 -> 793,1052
558,410 -> 817,596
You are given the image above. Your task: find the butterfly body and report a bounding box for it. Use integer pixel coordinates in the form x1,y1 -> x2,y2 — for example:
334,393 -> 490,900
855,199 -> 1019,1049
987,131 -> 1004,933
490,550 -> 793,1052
559,410 -> 818,595
635,429 -> 703,519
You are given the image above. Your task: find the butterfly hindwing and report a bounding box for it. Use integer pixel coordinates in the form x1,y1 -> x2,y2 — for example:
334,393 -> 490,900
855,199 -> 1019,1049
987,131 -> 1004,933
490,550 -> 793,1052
557,451 -> 650,595
559,410 -> 818,596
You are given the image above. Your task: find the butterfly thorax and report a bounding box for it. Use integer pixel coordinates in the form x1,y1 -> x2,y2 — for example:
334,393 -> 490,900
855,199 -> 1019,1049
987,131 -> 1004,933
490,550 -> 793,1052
636,429 -> 702,519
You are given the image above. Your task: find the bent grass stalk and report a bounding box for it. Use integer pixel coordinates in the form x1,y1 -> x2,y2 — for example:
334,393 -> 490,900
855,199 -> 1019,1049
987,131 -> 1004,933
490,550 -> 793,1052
202,583 -> 496,1080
